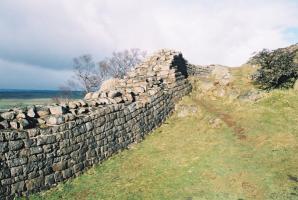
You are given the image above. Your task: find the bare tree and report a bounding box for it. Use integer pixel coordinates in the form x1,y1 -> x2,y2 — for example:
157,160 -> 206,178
72,54 -> 102,92
64,49 -> 146,93
99,48 -> 147,78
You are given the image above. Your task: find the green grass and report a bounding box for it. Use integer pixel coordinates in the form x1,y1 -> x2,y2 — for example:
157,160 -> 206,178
27,67 -> 298,200
0,98 -> 52,109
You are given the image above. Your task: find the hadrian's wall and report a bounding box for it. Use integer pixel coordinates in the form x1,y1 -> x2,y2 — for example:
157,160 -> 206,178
0,50 -> 192,199
187,64 -> 214,77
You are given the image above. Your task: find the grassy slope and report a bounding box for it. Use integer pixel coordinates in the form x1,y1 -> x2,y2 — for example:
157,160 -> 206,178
28,66 -> 298,200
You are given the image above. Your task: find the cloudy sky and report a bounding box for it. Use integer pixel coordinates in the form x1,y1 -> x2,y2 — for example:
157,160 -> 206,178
0,0 -> 298,90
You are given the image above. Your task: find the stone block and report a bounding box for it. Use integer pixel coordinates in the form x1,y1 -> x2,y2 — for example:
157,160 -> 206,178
49,106 -> 67,115
8,140 -> 24,151
68,101 -> 78,109
91,92 -> 101,99
45,174 -> 55,187
0,120 -> 10,129
0,141 -> 8,153
36,107 -> 50,117
11,181 -> 25,194
46,115 -> 64,126
10,121 -> 20,129
25,177 -> 44,191
16,112 -> 26,119
108,90 -> 122,98
52,161 -> 67,172
27,107 -> 36,118
1,111 -> 15,120
84,92 -> 93,100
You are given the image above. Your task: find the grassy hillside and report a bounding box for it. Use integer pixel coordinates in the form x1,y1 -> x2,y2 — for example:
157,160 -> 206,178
27,66 -> 298,200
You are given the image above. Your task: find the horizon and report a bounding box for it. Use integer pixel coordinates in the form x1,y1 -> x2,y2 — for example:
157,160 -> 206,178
0,88 -> 84,92
0,0 -> 298,90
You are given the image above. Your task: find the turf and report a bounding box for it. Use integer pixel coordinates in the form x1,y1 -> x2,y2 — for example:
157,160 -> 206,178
27,67 -> 298,200
0,98 -> 51,109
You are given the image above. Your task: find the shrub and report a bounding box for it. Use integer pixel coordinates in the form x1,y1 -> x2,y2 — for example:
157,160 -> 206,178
251,49 -> 298,89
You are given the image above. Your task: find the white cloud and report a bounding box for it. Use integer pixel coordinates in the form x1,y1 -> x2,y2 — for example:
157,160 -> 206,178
0,0 -> 297,88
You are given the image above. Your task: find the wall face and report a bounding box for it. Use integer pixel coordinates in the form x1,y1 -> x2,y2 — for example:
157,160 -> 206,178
0,50 -> 192,199
187,64 -> 214,77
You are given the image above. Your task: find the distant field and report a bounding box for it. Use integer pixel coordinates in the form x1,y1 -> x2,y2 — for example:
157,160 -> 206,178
0,90 -> 84,109
0,98 -> 52,109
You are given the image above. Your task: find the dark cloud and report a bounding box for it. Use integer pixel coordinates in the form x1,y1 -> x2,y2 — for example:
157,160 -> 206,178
0,58 -> 72,89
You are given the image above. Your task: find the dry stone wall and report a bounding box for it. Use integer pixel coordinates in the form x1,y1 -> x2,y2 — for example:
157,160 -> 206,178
187,64 -> 214,77
0,49 -> 192,199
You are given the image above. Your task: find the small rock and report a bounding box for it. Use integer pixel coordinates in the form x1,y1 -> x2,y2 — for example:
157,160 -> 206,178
114,97 -> 124,103
49,106 -> 67,115
46,115 -> 64,125
9,140 -> 24,151
209,118 -> 223,129
97,98 -> 110,105
18,119 -> 30,129
109,98 -> 117,104
69,109 -> 78,115
86,122 -> 93,131
1,111 -> 15,120
108,90 -> 122,98
37,118 -> 46,125
77,107 -> 88,115
100,92 -> 107,98
36,107 -> 50,117
148,89 -> 158,96
78,100 -> 87,107
238,90 -> 263,102
65,113 -> 75,121
16,112 -> 26,119
27,107 -> 36,118
211,65 -> 231,86
88,100 -> 98,107
91,92 -> 100,99
133,86 -> 145,94
68,101 -> 78,109
0,120 -> 10,129
84,92 -> 93,100
10,121 -> 20,129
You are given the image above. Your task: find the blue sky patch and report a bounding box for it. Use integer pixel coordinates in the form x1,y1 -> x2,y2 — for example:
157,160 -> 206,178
284,27 -> 298,44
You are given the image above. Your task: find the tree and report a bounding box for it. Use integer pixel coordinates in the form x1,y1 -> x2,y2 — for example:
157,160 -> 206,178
99,48 -> 146,78
251,49 -> 298,89
72,54 -> 101,92
64,49 -> 146,94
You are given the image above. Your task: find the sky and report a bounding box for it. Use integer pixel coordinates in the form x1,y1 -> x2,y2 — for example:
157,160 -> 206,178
0,0 -> 298,90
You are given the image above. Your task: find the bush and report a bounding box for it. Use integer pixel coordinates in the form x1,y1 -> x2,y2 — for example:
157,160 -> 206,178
251,49 -> 298,89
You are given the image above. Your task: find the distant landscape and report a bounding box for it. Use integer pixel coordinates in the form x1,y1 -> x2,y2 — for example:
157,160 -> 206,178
0,89 -> 84,109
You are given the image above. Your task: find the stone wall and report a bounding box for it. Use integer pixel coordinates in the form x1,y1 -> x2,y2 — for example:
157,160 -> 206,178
0,50 -> 192,199
187,64 -> 214,77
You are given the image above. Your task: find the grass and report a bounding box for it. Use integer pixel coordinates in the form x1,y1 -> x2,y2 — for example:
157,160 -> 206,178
27,66 -> 298,200
0,98 -> 51,109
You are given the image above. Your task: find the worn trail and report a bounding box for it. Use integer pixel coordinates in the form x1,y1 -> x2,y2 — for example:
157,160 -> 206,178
197,98 -> 247,140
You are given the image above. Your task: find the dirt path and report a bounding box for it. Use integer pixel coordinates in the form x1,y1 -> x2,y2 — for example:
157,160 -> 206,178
197,98 -> 247,140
